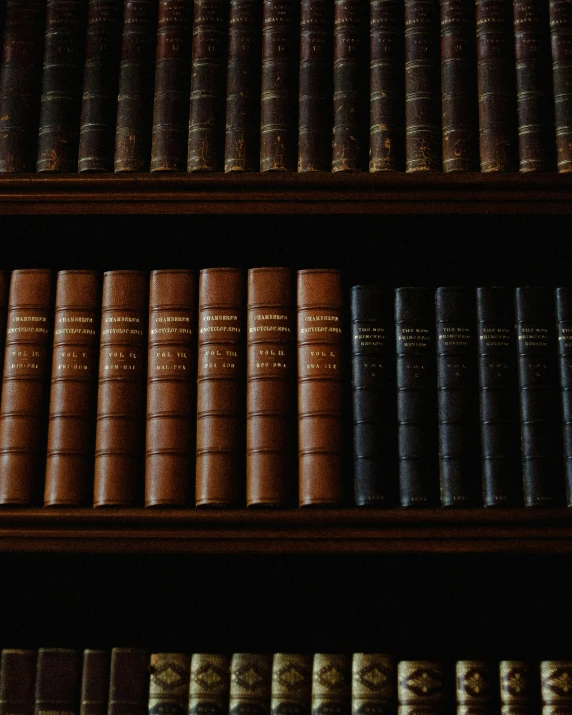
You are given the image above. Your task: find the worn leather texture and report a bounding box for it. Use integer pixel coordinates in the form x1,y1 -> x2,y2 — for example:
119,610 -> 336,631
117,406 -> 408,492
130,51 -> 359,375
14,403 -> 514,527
189,654 -> 230,715
0,271 -> 8,380
541,661 -> 572,714
397,661 -> 446,715
456,660 -> 493,713
556,287 -> 572,505
80,650 -> 110,715
0,649 -> 37,715
550,0 -> 572,172
149,653 -> 191,715
351,653 -> 395,715
311,654 -> 350,715
230,654 -> 271,715
500,661 -> 533,715
271,654 -> 312,715
35,649 -> 82,715
108,649 -> 150,715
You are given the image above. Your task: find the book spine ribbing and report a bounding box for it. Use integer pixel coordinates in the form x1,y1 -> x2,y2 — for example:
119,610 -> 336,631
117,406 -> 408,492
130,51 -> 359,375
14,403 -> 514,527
555,287 -> 572,505
0,649 -> 37,715
271,654 -> 312,715
549,0 -> 572,172
0,272 -> 8,385
80,650 -> 110,715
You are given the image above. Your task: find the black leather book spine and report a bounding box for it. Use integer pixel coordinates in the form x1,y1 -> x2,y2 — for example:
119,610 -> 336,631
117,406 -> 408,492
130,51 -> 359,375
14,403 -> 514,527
352,285 -> 395,507
395,287 -> 437,507
477,286 -> 519,507
549,0 -> 572,172
555,287 -> 572,505
369,0 -> 404,172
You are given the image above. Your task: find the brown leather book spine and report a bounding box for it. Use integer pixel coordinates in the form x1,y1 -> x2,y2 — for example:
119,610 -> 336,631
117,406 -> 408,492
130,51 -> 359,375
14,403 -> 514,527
369,0 -> 404,172
150,0 -> 194,172
260,0 -> 299,172
149,653 -> 191,715
405,0 -> 441,172
456,661 -> 493,715
34,649 -> 82,715
93,270 -> 149,506
271,654 -> 312,715
108,649 -> 150,715
549,0 -> 572,172
476,0 -> 517,172
196,267 -> 245,506
0,271 -> 9,382
146,269 -> 197,507
77,0 -> 123,173
0,269 -> 53,505
44,270 -> 101,506
441,0 -> 478,172
36,0 -> 87,172
298,269 -> 344,506
0,650 -> 37,715
0,1 -> 45,173
189,654 -> 230,715
224,0 -> 261,172
187,0 -> 228,171
230,654 -> 271,715
397,661 -> 447,715
114,0 -> 158,172
499,661 -> 533,715
312,654 -> 351,715
351,654 -> 395,715
298,0 -> 333,172
541,661 -> 572,715
80,650 -> 110,715
247,267 -> 295,507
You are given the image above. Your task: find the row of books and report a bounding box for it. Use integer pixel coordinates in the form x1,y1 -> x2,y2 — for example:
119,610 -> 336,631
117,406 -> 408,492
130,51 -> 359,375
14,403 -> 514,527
1,648 -> 571,715
0,268 -> 571,509
0,0 -> 569,175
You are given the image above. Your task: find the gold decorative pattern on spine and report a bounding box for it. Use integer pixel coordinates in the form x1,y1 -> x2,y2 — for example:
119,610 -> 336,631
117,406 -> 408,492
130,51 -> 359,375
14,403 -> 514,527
352,653 -> 394,715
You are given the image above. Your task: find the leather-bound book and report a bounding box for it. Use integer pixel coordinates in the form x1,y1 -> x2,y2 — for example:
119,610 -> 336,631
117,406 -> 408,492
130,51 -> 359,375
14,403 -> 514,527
149,653 -> 191,715
230,654 -> 271,715
549,0 -> 572,172
332,0 -> 368,172
515,286 -> 561,506
395,287 -> 437,507
541,662 -> 572,715
146,269 -> 197,507
369,0 -> 404,172
0,649 -> 37,715
0,1 -> 45,173
189,654 -> 230,715
224,0 -> 261,172
108,649 -> 150,715
298,0 -> 333,172
114,0 -> 158,172
475,0 -> 517,172
260,0 -> 299,172
34,649 -> 82,715
404,0 -> 441,172
150,0 -> 193,172
77,0 -> 123,173
187,0 -> 228,171
36,0 -> 87,172
436,287 -> 479,507
196,267 -> 245,506
456,661 -> 493,714
440,0 -> 478,172
397,661 -> 447,715
311,655 -> 350,715
0,271 -> 9,382
298,269 -> 344,506
247,267 -> 295,507
556,287 -> 572,505
271,654 -> 312,715
352,654 -> 395,715
93,270 -> 149,507
80,650 -> 110,715
476,287 -> 519,507
0,269 -> 53,505
499,661 -> 533,715
352,285 -> 396,507
44,270 -> 101,506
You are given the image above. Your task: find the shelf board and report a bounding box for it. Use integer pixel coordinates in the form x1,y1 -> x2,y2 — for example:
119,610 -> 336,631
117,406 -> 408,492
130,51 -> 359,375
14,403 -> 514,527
1,173 -> 572,214
0,508 -> 571,553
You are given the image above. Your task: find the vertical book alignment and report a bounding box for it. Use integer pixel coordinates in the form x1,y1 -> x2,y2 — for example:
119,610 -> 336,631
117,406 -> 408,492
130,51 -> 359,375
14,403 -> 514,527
107,649 -> 150,715
549,0 -> 572,172
0,649 -> 36,715
311,655 -> 351,715
271,654 -> 311,715
35,649 -> 82,715
499,660 -> 534,714
189,654 -> 230,715
397,661 -> 447,715
556,286 -> 572,505
229,654 -> 271,715
80,649 -> 110,715
148,653 -> 190,715
352,654 -> 395,715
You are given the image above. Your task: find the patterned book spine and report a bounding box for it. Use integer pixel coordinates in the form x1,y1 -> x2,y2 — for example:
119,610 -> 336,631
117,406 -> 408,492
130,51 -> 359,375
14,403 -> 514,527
0,0 -> 45,173
440,0 -> 478,172
93,270 -> 149,506
404,0 -> 441,172
44,270 -> 100,506
0,271 -> 9,382
149,654 -> 191,715
196,267 -> 245,506
395,287 -> 437,507
78,0 -> 123,172
80,650 -> 110,715
352,285 -> 395,507
36,0 -> 87,172
369,0 -> 404,172
332,0 -> 368,172
247,267 -> 295,507
189,655 -> 230,715
500,661 -> 533,715
549,0 -> 572,172
150,0 -> 193,172
475,0 -> 517,172
541,662 -> 572,715
456,661 -> 493,715
271,654 -> 312,715
298,269 -> 345,506
114,0 -> 158,172
312,655 -> 350,715
224,0 -> 261,172
108,649 -> 150,715
0,269 -> 53,505
556,287 -> 572,505
230,655 -> 271,715
146,269 -> 197,507
260,0 -> 298,171
34,649 -> 82,715
477,286 -> 519,507
352,654 -> 395,715
397,661 -> 446,715
0,650 -> 37,715
187,0 -> 228,171
436,287 -> 478,507
298,0 -> 332,172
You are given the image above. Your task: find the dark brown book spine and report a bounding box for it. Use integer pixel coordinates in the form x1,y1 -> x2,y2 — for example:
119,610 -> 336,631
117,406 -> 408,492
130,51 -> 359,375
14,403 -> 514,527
0,269 -> 53,505
196,267 -> 245,506
36,0 -> 87,172
145,269 -> 197,506
298,269 -> 344,506
80,650 -> 110,715
44,270 -> 101,506
93,270 -> 149,506
78,0 -> 123,173
187,0 -> 228,171
224,0 -> 261,172
108,649 -> 149,715
0,271 -> 9,383
189,654 -> 230,715
34,649 -> 82,715
0,1 -> 45,173
260,0 -> 298,172
298,0 -> 332,172
149,653 -> 191,715
549,0 -> 572,172
0,650 -> 37,715
247,267 -> 295,507
114,0 -> 158,172
150,0 -> 193,172
369,0 -> 404,172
